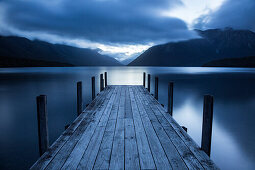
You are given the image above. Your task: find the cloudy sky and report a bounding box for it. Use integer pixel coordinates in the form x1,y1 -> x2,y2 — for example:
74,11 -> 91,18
0,0 -> 254,61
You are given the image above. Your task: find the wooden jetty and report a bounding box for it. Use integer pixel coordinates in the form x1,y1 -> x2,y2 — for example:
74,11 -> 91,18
31,73 -> 218,169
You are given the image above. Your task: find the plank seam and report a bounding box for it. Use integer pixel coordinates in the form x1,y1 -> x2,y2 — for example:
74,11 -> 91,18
139,86 -> 218,169
46,86 -> 116,169
30,87 -> 111,169
92,86 -> 121,169
132,86 -> 171,169
75,86 -> 119,169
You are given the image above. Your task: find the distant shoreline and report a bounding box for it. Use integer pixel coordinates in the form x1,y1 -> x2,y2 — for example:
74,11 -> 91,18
202,56 -> 255,68
0,56 -> 73,67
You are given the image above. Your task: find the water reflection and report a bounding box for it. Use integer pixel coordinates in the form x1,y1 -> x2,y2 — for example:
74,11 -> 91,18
0,66 -> 255,169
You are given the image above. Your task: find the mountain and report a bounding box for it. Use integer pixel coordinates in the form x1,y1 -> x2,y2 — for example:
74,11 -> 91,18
203,56 -> 255,67
0,35 -> 122,67
121,56 -> 138,65
129,28 -> 255,66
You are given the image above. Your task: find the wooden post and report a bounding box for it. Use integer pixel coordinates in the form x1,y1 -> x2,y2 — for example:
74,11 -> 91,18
182,126 -> 187,132
100,74 -> 104,92
201,95 -> 214,157
154,77 -> 158,100
65,124 -> 70,130
168,82 -> 173,116
148,74 -> 151,92
91,76 -> 95,100
143,72 -> 146,87
77,81 -> 83,116
104,72 -> 107,87
36,95 -> 49,156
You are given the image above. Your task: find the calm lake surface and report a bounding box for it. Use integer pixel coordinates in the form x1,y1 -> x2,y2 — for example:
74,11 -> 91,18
0,66 -> 255,169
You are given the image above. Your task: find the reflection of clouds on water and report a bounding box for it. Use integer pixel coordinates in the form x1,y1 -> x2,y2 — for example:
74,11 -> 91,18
109,67 -> 149,85
174,98 -> 203,144
173,97 -> 254,170
0,98 -> 14,131
212,121 -> 254,170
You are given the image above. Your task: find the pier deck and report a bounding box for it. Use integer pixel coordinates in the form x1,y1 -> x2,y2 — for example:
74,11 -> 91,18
31,85 -> 218,169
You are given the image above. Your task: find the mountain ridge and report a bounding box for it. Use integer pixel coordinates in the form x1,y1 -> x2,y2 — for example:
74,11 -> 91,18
0,35 -> 122,66
129,28 -> 255,66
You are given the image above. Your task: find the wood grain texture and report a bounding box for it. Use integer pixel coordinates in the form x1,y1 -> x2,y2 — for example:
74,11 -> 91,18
129,87 -> 156,170
132,86 -> 172,169
31,85 -> 218,170
124,87 -> 140,169
93,87 -> 121,169
109,87 -> 126,170
135,86 -> 189,169
45,87 -> 116,170
137,86 -> 202,169
138,86 -> 219,170
30,87 -> 111,170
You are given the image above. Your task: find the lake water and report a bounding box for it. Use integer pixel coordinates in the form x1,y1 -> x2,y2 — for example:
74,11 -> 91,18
0,66 -> 255,169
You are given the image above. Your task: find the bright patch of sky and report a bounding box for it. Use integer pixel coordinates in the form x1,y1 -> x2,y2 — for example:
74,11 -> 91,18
161,0 -> 226,27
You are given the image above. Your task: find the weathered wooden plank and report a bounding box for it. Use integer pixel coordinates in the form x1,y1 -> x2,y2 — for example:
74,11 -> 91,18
124,87 -> 133,119
132,86 -> 172,169
124,86 -> 140,169
117,86 -> 126,119
108,86 -> 121,121
44,87 -> 116,169
31,85 -> 218,170
109,86 -> 126,170
61,86 -> 118,169
92,120 -> 117,169
30,87 -> 112,170
136,86 -> 188,169
76,87 -> 121,169
124,118 -> 140,169
137,86 -> 200,169
109,118 -> 125,170
129,87 -> 156,170
139,86 -> 219,169
138,86 -> 203,168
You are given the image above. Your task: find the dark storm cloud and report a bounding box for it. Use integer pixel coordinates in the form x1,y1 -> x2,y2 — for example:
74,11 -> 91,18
0,0 -> 196,44
194,0 -> 255,31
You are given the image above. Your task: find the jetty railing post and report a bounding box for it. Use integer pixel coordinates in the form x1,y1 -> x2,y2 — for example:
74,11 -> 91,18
168,82 -> 174,116
201,95 -> 214,157
91,76 -> 95,100
104,72 -> 107,87
182,126 -> 188,132
36,95 -> 49,156
100,74 -> 104,92
143,72 -> 146,87
148,74 -> 151,92
154,77 -> 158,100
77,81 -> 83,116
